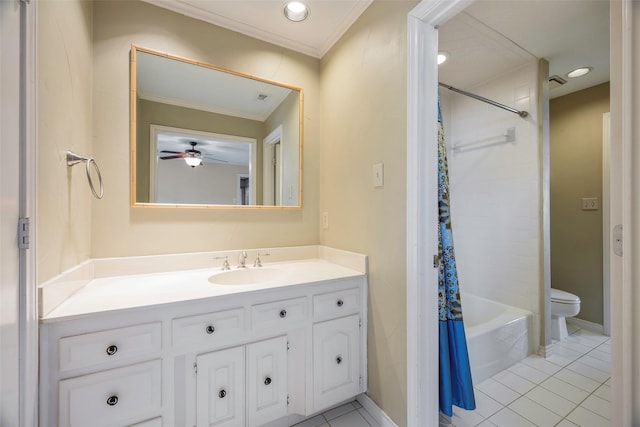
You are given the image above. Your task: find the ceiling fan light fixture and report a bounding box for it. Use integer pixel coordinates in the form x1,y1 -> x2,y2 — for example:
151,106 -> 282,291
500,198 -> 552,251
284,1 -> 309,22
184,156 -> 202,167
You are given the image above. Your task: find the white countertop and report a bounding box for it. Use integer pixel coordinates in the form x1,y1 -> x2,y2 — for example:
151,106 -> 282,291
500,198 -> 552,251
42,258 -> 364,322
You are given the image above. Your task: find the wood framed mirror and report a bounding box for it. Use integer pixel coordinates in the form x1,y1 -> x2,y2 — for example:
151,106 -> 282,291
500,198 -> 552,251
130,45 -> 303,209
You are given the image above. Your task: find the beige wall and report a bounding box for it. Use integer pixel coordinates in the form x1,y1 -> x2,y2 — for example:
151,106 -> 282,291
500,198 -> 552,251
37,0 -> 93,283
320,1 -> 417,425
550,82 -> 610,325
39,0 -> 413,423
88,1 -> 320,259
136,99 -> 264,203
156,161 -> 249,205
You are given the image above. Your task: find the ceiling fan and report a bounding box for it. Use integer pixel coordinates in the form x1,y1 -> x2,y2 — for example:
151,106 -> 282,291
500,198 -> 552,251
159,141 -> 226,167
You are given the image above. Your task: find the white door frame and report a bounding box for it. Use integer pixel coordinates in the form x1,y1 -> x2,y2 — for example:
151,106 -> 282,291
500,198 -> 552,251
1,0 -> 38,426
406,1 -> 470,426
609,1 -> 635,424
407,1 -> 634,426
263,125 -> 284,206
602,112 -> 611,337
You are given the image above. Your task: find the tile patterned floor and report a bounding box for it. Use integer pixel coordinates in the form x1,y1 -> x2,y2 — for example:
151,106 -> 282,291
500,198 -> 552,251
292,400 -> 382,427
443,324 -> 611,427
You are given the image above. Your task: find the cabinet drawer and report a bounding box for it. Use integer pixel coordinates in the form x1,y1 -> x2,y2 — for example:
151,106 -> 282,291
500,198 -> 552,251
313,288 -> 360,318
172,308 -> 245,349
59,322 -> 162,372
130,417 -> 162,427
58,360 -> 162,427
251,297 -> 307,331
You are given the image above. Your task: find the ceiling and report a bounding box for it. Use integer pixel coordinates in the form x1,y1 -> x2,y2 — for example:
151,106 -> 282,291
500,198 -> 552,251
449,0 -> 610,99
144,0 -> 609,99
137,49 -> 293,122
143,0 -> 373,58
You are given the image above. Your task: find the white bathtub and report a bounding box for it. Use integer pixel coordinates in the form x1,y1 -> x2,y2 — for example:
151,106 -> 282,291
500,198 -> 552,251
461,293 -> 532,384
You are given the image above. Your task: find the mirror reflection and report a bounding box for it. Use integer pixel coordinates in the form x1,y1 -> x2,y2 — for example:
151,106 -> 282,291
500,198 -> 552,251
130,45 -> 303,208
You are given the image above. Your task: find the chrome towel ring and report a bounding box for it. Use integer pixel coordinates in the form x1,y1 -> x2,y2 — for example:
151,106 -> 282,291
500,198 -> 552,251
66,151 -> 104,199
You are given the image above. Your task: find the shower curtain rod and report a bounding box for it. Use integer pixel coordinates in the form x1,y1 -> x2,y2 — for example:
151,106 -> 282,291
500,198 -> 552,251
438,82 -> 529,118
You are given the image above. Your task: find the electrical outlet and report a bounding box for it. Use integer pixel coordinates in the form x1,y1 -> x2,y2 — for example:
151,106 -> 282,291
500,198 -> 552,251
322,212 -> 329,229
581,197 -> 599,210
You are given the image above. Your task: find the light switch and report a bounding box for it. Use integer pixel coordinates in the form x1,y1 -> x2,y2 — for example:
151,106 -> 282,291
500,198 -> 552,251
373,163 -> 384,188
581,197 -> 599,210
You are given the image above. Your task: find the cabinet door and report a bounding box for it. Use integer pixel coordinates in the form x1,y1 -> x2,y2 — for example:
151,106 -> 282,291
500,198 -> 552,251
196,347 -> 245,427
247,336 -> 288,427
313,315 -> 360,411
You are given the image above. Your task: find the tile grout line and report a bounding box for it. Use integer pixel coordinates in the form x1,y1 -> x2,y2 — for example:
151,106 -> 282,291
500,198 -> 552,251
553,378 -> 611,426
446,327 -> 610,427
475,329 -> 609,426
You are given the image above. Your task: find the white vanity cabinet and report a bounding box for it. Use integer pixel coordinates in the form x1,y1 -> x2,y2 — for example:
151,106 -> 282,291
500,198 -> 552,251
195,336 -> 288,427
246,336 -> 289,426
196,346 -> 246,427
312,315 -> 361,411
40,276 -> 367,427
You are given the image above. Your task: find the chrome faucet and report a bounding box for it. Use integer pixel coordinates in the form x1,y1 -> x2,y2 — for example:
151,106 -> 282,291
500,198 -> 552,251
237,250 -> 248,268
253,251 -> 270,267
214,255 -> 230,270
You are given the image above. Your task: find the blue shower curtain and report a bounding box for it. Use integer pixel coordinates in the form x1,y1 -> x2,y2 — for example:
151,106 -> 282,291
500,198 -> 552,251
438,98 -> 476,416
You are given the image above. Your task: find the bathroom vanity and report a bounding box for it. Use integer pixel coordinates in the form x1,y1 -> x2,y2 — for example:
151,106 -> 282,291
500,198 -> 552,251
39,246 -> 368,427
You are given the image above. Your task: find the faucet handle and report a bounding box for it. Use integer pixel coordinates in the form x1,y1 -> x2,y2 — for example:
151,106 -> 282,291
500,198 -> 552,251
214,256 -> 230,271
254,251 -> 270,268
237,250 -> 248,268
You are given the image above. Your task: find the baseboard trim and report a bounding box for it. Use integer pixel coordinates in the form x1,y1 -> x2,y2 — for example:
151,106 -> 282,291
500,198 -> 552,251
356,394 -> 398,427
538,342 -> 554,358
567,317 -> 605,334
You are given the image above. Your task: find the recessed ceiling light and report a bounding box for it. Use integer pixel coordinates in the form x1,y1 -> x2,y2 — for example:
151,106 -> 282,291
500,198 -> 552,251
566,66 -> 593,79
284,1 -> 309,22
437,52 -> 449,65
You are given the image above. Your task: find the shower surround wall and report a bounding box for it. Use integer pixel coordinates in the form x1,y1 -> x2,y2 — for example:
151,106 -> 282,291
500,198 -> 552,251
442,62 -> 543,353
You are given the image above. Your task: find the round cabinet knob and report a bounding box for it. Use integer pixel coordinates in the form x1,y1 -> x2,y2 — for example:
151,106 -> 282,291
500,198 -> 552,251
337,299 -> 344,307
218,389 -> 227,399
105,345 -> 118,356
205,325 -> 215,334
264,377 -> 272,386
336,356 -> 343,365
279,309 -> 287,318
106,395 -> 118,406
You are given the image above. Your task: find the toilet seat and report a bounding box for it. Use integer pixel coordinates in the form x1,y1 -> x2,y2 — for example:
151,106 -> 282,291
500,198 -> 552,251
551,288 -> 581,304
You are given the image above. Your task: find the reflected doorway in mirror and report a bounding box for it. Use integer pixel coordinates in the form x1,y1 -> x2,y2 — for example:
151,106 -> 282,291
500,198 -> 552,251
149,125 -> 256,205
263,125 -> 284,206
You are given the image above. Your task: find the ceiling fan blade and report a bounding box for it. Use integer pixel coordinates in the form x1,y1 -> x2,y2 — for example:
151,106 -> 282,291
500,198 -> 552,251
202,155 -> 228,163
159,155 -> 184,160
159,150 -> 183,154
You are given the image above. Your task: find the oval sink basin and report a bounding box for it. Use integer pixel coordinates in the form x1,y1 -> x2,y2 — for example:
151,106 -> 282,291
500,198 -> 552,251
208,268 -> 283,285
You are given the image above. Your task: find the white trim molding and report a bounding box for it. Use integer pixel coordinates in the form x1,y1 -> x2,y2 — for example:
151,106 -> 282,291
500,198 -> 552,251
356,394 -> 398,427
566,317 -> 604,335
406,1 -> 470,426
21,0 -> 39,425
609,1 -> 637,425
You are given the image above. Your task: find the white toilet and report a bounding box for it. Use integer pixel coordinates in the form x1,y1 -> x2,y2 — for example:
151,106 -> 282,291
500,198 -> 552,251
550,288 -> 581,341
